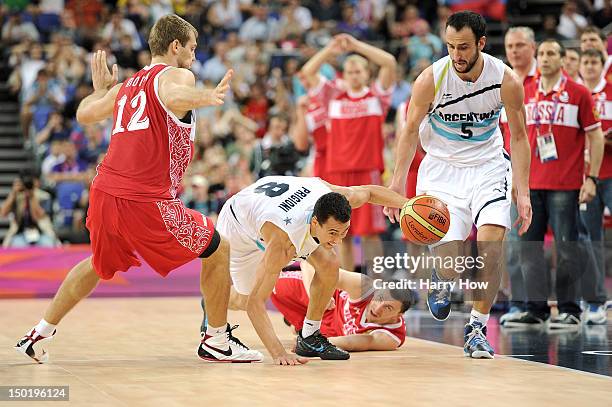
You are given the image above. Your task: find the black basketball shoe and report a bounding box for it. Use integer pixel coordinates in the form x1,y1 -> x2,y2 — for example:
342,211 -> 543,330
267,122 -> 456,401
295,330 -> 350,360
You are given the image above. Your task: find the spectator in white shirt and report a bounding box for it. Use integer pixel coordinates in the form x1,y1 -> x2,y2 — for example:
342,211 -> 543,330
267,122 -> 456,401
557,0 -> 588,39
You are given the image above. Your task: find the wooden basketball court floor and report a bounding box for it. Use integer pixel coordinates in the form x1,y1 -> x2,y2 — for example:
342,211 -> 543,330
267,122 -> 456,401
1,297 -> 611,407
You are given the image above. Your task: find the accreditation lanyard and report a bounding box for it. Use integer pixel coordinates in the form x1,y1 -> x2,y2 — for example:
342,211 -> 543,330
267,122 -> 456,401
533,75 -> 567,136
533,76 -> 567,162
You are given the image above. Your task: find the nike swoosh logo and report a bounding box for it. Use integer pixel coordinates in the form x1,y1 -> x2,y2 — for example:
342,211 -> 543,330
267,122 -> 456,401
306,343 -> 326,352
205,343 -> 233,357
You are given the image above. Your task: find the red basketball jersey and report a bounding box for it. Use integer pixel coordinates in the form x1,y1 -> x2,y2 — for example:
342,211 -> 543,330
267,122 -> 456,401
93,63 -> 196,201
309,78 -> 392,172
271,272 -> 406,346
305,97 -> 329,178
327,290 -> 406,346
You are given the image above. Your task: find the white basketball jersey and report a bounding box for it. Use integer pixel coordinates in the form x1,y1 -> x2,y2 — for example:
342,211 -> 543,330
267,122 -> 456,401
231,176 -> 332,259
420,53 -> 507,166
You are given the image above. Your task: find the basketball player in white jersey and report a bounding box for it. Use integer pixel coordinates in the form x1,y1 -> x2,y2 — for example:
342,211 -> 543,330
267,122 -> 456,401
386,11 -> 532,359
204,176 -> 409,365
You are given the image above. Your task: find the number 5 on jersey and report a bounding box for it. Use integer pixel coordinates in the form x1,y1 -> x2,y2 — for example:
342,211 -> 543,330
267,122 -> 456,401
112,90 -> 150,135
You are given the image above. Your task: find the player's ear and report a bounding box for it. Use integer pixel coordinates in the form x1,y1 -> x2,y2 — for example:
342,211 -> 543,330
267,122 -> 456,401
478,36 -> 486,51
311,215 -> 320,227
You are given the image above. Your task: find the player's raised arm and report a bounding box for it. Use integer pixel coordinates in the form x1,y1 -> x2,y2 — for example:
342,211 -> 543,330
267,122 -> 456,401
501,67 -> 532,235
292,96 -> 310,152
337,34 -> 397,90
246,222 -> 308,366
386,67 -> 434,222
76,50 -> 122,125
299,36 -> 345,88
158,68 -> 233,117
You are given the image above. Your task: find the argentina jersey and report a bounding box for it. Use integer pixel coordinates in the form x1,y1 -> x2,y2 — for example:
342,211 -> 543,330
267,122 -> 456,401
420,52 -> 506,166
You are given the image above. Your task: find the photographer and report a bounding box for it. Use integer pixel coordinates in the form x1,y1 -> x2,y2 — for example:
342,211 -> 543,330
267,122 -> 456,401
250,114 -> 305,179
1,172 -> 57,248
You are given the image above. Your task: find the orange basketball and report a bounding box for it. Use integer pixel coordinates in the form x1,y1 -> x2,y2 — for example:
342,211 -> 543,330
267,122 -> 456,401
400,195 -> 450,245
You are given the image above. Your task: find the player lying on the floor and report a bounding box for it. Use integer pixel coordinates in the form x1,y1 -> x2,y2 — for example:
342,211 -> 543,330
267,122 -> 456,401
259,262 -> 415,351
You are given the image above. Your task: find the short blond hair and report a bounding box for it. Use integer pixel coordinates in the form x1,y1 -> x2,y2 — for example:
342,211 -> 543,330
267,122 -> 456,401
343,54 -> 369,70
148,14 -> 197,56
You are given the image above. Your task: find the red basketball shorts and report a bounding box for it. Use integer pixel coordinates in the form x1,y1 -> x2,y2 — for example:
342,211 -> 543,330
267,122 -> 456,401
325,170 -> 386,236
86,187 -> 216,280
270,271 -> 339,336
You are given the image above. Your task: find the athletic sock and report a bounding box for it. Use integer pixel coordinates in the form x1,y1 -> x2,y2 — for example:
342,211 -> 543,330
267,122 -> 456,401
206,324 -> 227,338
302,319 -> 321,338
469,310 -> 490,327
35,319 -> 56,337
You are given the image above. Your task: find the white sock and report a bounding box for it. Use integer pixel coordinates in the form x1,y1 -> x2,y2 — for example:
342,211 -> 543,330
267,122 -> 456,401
35,319 -> 56,337
206,324 -> 227,339
302,319 -> 321,337
469,310 -> 489,326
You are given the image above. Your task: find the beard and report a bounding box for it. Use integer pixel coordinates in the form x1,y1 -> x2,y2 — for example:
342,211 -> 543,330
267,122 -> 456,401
453,50 -> 480,74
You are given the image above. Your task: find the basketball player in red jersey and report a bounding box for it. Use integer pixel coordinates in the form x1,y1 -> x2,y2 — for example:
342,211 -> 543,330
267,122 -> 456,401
293,94 -> 329,179
15,15 -> 263,363
271,264 -> 415,351
300,34 -> 397,272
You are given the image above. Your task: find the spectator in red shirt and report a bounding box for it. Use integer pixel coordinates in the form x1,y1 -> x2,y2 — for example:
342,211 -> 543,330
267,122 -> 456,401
300,34 -> 397,272
578,48 -> 612,325
513,39 -> 604,329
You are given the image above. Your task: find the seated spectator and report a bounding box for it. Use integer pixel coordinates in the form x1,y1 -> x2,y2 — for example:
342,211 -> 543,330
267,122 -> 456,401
102,10 -> 143,51
250,114 -> 304,178
2,12 -> 40,44
201,41 -> 231,84
242,81 -> 272,138
8,41 -> 46,100
406,20 -> 443,68
48,141 -> 90,229
41,140 -> 66,180
336,4 -> 370,40
390,5 -> 426,39
239,5 -> 278,43
591,0 -> 612,29
20,68 -> 66,142
278,0 -> 312,38
537,15 -> 566,42
207,0 -> 243,31
0,171 -> 57,248
113,34 -> 140,70
70,123 -> 110,165
558,0 -> 588,39
309,0 -> 342,22
34,111 -> 72,156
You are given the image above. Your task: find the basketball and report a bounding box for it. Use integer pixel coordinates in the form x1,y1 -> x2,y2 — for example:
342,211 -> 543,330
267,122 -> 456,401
400,195 -> 450,245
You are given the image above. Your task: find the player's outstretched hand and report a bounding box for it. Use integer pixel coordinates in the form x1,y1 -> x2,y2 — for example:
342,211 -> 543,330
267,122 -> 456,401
274,352 -> 309,366
91,50 -> 118,91
205,69 -> 234,106
383,184 -> 404,224
514,193 -> 532,236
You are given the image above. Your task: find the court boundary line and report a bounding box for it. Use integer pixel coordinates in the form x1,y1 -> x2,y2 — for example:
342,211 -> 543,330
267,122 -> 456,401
407,336 -> 612,381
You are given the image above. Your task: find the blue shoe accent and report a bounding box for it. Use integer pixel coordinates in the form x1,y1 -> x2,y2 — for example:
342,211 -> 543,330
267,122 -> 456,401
464,321 -> 494,359
200,298 -> 208,334
507,305 -> 523,314
426,268 -> 453,321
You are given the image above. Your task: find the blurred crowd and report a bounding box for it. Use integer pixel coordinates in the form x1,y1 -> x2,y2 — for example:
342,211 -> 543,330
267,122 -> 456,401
0,0 -> 609,250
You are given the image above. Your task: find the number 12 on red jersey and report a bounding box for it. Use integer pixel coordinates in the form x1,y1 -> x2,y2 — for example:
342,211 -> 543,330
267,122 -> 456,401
112,90 -> 150,135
